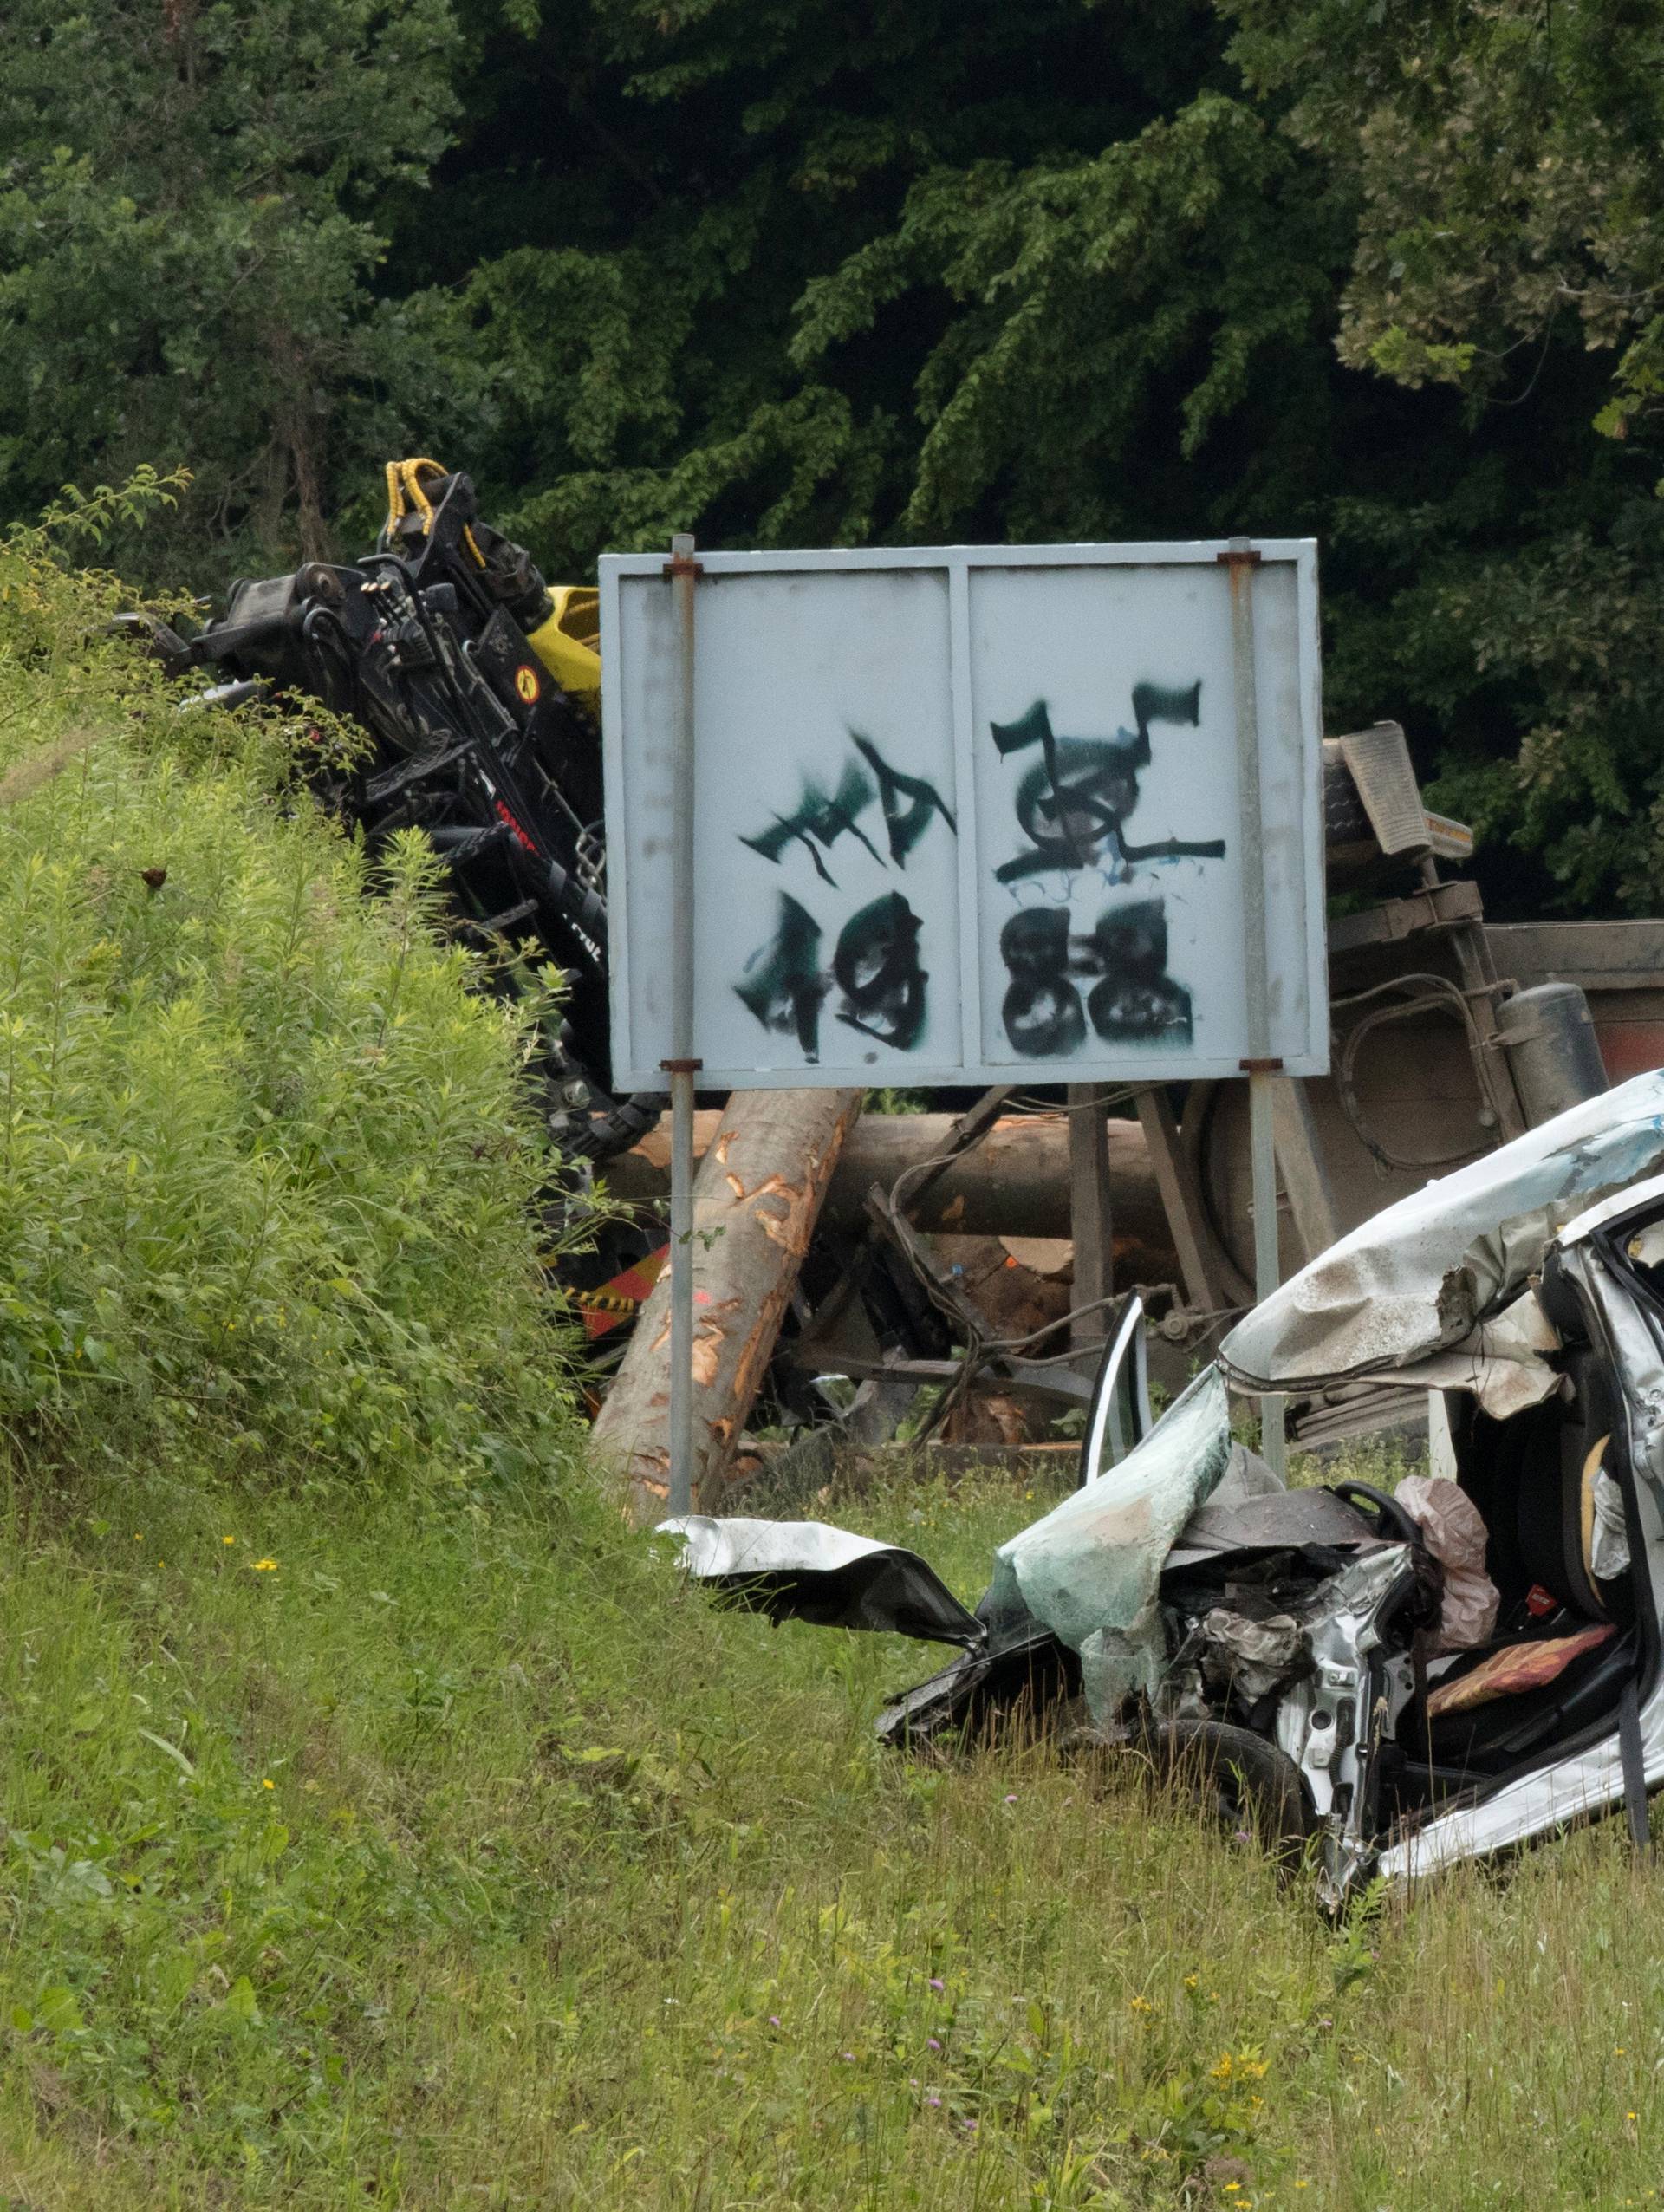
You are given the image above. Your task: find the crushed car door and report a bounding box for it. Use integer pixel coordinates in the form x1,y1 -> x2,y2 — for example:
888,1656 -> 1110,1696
657,1513 -> 985,1645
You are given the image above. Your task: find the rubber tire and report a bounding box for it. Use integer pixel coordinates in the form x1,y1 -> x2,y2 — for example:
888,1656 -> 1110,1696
1141,1718 -> 1315,1870
1323,748 -> 1374,849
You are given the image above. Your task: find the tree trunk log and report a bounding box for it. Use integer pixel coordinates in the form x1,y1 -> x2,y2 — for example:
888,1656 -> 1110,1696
601,1110 -> 1175,1277
593,1089 -> 863,1525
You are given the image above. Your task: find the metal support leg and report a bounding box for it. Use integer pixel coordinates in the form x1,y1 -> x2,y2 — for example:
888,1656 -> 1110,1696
663,531 -> 701,1518
1068,1083 -> 1115,1365
1248,1068 -> 1286,1476
1222,536 -> 1285,1475
666,1064 -> 697,1516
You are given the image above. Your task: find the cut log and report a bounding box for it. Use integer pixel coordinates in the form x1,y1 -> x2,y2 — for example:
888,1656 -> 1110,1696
602,1110 -> 1176,1276
927,1235 -> 1072,1343
592,1088 -> 863,1525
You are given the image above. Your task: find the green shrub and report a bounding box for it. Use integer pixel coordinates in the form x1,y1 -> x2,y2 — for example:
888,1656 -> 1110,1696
0,480 -> 579,1493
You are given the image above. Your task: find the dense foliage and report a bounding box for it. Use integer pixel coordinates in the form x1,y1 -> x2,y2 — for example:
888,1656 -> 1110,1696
3,0 -> 1661,914
0,479 -> 577,1491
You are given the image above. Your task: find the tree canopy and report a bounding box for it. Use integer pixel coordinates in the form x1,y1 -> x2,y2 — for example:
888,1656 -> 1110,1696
3,0 -> 1661,915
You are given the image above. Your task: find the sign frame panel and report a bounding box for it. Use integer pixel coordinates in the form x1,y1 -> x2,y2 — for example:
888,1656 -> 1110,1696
599,539 -> 1327,1090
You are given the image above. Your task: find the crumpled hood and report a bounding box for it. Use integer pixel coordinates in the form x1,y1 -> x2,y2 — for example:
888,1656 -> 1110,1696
1220,1069 -> 1664,1405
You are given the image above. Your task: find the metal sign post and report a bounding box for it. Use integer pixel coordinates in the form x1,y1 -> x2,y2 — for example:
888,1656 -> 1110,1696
662,531 -> 702,1517
1068,1083 -> 1115,1367
1220,536 -> 1286,1476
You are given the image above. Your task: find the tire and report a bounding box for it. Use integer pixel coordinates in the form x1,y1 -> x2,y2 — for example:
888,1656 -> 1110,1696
562,1090 -> 664,1161
1141,1717 -> 1315,1870
1323,748 -> 1374,849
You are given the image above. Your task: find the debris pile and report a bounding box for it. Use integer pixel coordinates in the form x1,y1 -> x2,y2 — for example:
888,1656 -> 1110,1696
138,459 -> 1652,1513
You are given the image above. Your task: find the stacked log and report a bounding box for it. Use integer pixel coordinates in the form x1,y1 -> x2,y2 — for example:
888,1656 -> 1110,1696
592,1090 -> 863,1523
602,1110 -> 1177,1279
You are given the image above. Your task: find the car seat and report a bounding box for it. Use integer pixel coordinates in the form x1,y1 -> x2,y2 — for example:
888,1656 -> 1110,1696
1398,1383 -> 1637,1781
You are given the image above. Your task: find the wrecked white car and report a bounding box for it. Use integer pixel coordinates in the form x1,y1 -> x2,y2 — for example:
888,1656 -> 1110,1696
664,1070 -> 1664,1903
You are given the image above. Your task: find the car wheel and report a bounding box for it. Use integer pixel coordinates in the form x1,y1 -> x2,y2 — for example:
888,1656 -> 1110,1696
1141,1718 -> 1315,1869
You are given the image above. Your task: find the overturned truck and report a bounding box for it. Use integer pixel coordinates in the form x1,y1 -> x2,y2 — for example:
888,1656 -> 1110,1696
133,457 -> 662,1168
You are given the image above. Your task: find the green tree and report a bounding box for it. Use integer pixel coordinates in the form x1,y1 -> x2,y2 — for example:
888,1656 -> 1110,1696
1217,0 -> 1664,912
461,0 -> 1664,916
0,0 -> 462,580
7,0 -> 1662,915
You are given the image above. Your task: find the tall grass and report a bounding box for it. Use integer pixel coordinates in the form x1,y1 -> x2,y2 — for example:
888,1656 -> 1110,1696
0,482 -> 577,1493
1,1460 -> 1661,2209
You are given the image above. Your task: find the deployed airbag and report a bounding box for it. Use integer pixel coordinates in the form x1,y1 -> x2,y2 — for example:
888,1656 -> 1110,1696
982,1364 -> 1235,1716
1394,1474 -> 1500,1651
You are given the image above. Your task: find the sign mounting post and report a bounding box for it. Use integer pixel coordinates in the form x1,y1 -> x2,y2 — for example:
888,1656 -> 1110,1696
1220,536 -> 1286,1475
661,531 -> 702,1519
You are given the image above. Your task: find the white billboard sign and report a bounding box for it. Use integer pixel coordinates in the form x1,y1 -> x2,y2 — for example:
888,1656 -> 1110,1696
599,541 -> 1326,1090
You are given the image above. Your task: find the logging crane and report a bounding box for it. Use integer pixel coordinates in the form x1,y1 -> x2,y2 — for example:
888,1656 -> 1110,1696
133,456 -> 664,1167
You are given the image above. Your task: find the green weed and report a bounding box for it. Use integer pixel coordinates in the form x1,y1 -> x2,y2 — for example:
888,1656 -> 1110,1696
0,1463 -> 1660,2209
0,498 -> 576,1496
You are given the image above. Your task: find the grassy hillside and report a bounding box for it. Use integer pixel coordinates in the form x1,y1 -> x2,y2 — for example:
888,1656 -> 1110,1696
1,1459 -> 1661,2210
3,498 -> 1661,2209
0,480 -> 575,1497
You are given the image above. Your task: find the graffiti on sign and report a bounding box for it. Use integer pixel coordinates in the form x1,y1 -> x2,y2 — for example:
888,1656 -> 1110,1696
987,684 -> 1222,1058
601,540 -> 1327,1088
733,734 -> 953,1060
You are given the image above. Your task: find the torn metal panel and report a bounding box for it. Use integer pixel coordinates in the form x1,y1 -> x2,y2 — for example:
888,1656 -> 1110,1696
1220,1069 -> 1664,1399
1553,1167 -> 1664,1252
1375,1286 -> 1564,1420
659,1513 -> 984,1645
874,1628 -> 1079,1747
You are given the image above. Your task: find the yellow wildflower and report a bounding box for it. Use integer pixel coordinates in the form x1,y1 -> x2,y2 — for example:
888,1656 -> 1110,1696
222,1535 -> 236,1545
252,1558 -> 278,1571
262,1779 -> 275,1790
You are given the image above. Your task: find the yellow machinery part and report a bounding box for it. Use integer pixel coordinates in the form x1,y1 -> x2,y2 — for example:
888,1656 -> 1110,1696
526,585 -> 601,700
